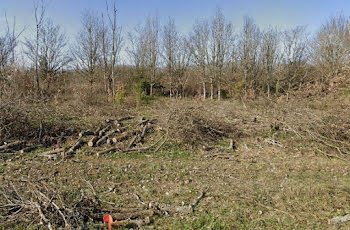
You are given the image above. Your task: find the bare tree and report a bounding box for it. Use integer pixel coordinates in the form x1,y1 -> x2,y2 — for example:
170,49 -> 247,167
106,0 -> 122,97
162,17 -> 178,97
100,1 -> 122,98
239,16 -> 261,93
161,17 -> 193,98
73,10 -> 102,86
145,14 -> 160,96
190,19 -> 210,100
128,15 -> 160,96
227,37 -> 240,95
0,15 -> 22,97
25,19 -> 71,91
173,36 -> 192,98
100,13 -> 110,94
209,7 -> 233,100
311,14 -> 350,82
32,0 -> 46,93
127,24 -> 148,80
260,26 -> 280,97
281,26 -> 309,92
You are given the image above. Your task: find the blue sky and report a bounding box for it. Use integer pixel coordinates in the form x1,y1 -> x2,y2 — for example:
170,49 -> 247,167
1,0 -> 350,37
0,0 -> 350,61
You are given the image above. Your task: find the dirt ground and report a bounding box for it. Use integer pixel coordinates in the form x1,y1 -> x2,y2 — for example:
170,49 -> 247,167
1,95 -> 350,229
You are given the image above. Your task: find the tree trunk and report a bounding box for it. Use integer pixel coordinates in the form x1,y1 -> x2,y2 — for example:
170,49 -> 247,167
111,66 -> 115,97
103,71 -> 108,95
169,78 -> 173,98
150,83 -> 153,96
210,77 -> 214,100
217,72 -> 221,101
202,81 -> 206,100
35,25 -> 40,94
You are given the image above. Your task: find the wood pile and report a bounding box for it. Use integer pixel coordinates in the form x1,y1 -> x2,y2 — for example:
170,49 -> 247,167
1,116 -> 168,160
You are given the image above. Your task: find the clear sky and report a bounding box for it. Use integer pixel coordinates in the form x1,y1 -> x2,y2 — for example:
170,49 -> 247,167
0,0 -> 350,59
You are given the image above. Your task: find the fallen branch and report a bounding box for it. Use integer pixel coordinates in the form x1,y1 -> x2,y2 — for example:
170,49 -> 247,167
154,130 -> 168,153
94,126 -> 104,136
112,131 -> 133,143
138,119 -> 157,126
264,138 -> 283,147
0,140 -> 26,152
38,148 -> 65,156
127,135 -> 139,150
66,138 -> 85,155
98,126 -> 111,137
96,147 -> 120,156
96,130 -> 118,146
228,139 -> 236,150
329,214 -> 350,224
191,191 -> 205,209
117,116 -> 134,122
34,202 -> 53,230
20,145 -> 42,154
79,130 -> 94,137
156,191 -> 206,214
88,136 -> 100,147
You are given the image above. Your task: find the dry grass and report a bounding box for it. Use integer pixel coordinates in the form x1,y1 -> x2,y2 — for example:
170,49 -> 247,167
1,94 -> 350,229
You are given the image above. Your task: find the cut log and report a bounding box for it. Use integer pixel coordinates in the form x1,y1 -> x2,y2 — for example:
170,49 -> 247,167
0,141 -> 26,152
140,125 -> 148,138
20,145 -> 42,154
96,136 -> 108,147
127,135 -> 138,149
94,126 -> 104,136
113,131 -> 133,143
99,125 -> 111,137
117,116 -> 134,122
88,136 -> 100,147
228,139 -> 236,150
79,130 -> 95,137
138,119 -> 157,126
96,130 -> 118,146
116,127 -> 126,133
66,138 -> 85,154
106,138 -> 112,146
106,119 -> 123,127
105,118 -> 114,123
111,137 -> 118,145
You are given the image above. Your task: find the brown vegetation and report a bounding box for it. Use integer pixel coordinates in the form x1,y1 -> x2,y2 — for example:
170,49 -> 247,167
2,1 -> 350,229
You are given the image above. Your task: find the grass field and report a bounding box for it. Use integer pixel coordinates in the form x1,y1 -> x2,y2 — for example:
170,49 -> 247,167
1,94 -> 350,229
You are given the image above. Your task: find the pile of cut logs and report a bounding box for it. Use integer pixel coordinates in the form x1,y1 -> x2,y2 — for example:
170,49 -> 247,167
0,116 -> 166,159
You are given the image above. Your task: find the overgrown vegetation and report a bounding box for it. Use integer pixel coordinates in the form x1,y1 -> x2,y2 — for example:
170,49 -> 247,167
2,0 -> 350,229
2,96 -> 350,229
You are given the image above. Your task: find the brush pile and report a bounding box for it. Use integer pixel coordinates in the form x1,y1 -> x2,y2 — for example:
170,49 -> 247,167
0,178 -> 205,229
24,116 -> 168,160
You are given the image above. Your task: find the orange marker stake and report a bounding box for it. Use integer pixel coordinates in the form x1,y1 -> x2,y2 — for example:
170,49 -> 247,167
103,214 -> 113,230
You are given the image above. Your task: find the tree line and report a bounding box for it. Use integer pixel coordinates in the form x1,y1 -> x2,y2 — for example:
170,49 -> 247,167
1,0 -> 350,101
